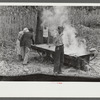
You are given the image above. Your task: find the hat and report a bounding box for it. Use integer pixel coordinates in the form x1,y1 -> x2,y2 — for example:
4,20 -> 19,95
28,28 -> 33,33
23,27 -> 29,32
58,26 -> 64,31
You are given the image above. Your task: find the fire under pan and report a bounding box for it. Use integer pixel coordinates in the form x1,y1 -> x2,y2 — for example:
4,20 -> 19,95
64,53 -> 94,70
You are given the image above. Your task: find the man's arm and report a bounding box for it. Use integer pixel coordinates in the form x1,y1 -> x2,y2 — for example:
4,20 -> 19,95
48,37 -> 56,48
54,33 -> 63,43
48,33 -> 63,48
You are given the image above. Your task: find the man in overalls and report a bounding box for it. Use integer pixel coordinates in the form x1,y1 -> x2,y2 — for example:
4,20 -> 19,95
54,26 -> 64,74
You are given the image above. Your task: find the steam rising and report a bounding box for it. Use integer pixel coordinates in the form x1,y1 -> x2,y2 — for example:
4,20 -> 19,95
41,6 -> 87,56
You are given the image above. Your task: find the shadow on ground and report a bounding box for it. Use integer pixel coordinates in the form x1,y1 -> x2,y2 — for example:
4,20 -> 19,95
0,74 -> 100,82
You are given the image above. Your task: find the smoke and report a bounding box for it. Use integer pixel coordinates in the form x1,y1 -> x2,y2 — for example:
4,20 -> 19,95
63,24 -> 87,56
41,6 -> 87,56
41,6 -> 69,35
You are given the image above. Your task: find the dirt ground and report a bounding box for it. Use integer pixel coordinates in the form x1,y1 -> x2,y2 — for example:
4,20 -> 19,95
0,47 -> 100,78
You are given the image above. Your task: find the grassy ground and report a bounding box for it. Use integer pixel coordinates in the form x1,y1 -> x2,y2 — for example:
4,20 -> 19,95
0,46 -> 100,78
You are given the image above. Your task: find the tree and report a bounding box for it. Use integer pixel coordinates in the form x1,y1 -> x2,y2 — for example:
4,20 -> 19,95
35,6 -> 44,44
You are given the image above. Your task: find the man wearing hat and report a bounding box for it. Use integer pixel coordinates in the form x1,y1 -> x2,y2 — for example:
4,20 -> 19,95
20,28 -> 34,65
53,26 -> 64,74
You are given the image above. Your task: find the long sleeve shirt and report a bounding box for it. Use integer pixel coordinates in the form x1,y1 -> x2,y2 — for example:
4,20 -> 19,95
54,33 -> 63,46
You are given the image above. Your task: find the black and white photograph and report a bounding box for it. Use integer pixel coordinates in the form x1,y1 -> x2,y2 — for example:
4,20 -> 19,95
1,4 -> 100,81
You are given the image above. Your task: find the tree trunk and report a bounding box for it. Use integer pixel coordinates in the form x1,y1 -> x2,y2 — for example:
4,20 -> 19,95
35,10 -> 43,44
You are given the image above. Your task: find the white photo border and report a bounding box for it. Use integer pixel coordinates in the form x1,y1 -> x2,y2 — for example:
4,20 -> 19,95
0,3 -> 100,97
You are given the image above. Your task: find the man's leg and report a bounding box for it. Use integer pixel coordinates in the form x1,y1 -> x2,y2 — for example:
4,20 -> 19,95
16,40 -> 22,61
54,46 -> 60,73
59,46 -> 64,73
18,55 -> 23,61
23,47 -> 30,65
21,46 -> 25,60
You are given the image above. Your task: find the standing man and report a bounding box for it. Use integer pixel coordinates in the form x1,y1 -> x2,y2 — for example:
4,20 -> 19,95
53,26 -> 64,74
43,26 -> 48,44
20,28 -> 34,65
